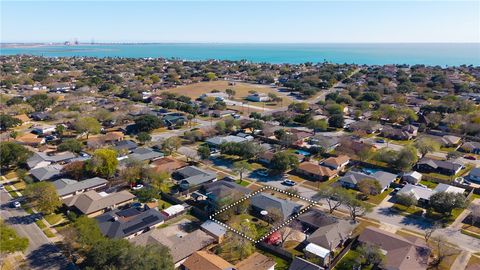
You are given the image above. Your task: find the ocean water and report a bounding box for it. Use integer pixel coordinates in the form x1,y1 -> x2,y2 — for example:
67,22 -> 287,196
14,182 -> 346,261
1,43 -> 479,66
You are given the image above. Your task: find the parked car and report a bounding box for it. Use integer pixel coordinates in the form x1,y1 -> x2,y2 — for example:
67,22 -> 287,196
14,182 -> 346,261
464,155 -> 476,160
132,184 -> 144,190
282,179 -> 296,186
376,139 -> 385,143
11,201 -> 21,208
257,169 -> 269,177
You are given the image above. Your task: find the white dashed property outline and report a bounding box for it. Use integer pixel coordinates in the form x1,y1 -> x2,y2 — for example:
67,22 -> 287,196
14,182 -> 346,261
209,185 -> 319,243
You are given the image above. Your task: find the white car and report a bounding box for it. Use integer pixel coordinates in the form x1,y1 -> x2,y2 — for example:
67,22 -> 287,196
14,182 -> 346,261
132,184 -> 144,190
257,169 -> 269,177
12,201 -> 21,208
282,179 -> 296,186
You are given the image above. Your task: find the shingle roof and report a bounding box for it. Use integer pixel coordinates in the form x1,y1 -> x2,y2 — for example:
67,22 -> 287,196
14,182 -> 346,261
235,252 -> 276,270
96,207 -> 164,238
297,162 -> 337,177
417,158 -> 462,171
27,151 -> 76,168
397,184 -> 434,201
307,218 -> 355,249
29,164 -> 63,181
53,177 -> 108,197
288,257 -> 323,270
358,226 -> 430,270
339,170 -> 396,190
177,166 -> 217,186
113,140 -> 138,151
182,251 -> 234,270
251,193 -> 302,220
63,190 -> 135,215
127,147 -> 163,162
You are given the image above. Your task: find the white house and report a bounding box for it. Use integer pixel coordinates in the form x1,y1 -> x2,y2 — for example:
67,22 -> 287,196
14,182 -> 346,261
246,93 -> 270,102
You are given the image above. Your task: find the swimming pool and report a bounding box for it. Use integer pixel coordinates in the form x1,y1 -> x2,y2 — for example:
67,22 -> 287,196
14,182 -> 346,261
362,167 -> 382,175
295,150 -> 311,156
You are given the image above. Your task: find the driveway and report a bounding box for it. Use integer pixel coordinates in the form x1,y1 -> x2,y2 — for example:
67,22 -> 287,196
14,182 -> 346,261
0,189 -> 74,270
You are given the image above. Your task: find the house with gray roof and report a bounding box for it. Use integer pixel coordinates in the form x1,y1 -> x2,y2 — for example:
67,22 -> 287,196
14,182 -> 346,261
53,177 -> 108,199
289,257 -> 324,270
205,135 -> 249,147
338,170 -> 397,193
250,193 -> 302,221
29,164 -> 63,181
200,220 -> 227,242
96,207 -> 164,239
396,184 -> 434,204
174,166 -> 217,190
416,158 -> 463,176
461,141 -> 480,154
201,180 -> 250,203
27,151 -> 76,169
113,140 -> 138,153
467,167 -> 480,183
127,147 -> 163,162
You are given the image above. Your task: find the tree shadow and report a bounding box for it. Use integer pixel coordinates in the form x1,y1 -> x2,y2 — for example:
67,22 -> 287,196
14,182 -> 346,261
27,244 -> 75,270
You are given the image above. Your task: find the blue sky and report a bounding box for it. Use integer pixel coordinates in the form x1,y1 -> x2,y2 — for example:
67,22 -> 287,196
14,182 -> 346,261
1,1 -> 479,43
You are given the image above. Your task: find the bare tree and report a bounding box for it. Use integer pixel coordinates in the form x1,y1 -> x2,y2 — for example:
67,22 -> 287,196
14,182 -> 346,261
424,221 -> 441,244
469,203 -> 480,226
316,185 -> 353,214
430,236 -> 460,268
274,220 -> 302,247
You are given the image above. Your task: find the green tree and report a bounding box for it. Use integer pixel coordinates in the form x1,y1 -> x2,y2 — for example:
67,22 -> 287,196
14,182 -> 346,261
357,243 -> 385,268
205,72 -> 217,81
136,132 -> 152,144
316,185 -> 354,213
144,170 -> 171,192
358,179 -> 382,196
0,220 -> 29,253
394,146 -> 418,171
75,117 -> 101,139
395,193 -> 417,207
0,142 -> 32,169
233,160 -> 252,183
0,114 -> 21,130
135,115 -> 162,133
429,191 -> 467,216
86,148 -> 118,178
58,139 -> 83,153
415,138 -> 440,158
225,88 -> 236,99
24,182 -> 62,214
328,113 -> 344,128
198,145 -> 211,160
55,124 -> 65,137
215,121 -> 227,134
161,137 -> 181,155
61,161 -> 85,180
27,94 -> 55,111
73,215 -> 105,248
307,119 -> 328,133
345,197 -> 372,222
270,151 -> 299,174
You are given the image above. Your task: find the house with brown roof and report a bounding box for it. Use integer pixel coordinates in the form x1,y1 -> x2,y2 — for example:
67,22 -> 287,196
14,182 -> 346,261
358,226 -> 430,270
14,114 -> 31,124
63,190 -> 135,217
150,157 -> 187,174
235,252 -> 276,270
182,251 -> 233,270
321,155 -> 350,171
16,133 -> 45,146
296,162 -> 338,181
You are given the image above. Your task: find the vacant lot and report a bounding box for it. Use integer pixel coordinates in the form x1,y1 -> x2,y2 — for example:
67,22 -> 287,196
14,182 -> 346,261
164,81 -> 293,108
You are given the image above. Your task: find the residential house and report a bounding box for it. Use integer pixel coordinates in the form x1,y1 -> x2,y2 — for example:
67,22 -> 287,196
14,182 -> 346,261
416,158 -> 463,176
30,112 -> 50,121
309,135 -> 340,152
440,135 -> 462,147
113,140 -> 138,153
130,221 -> 216,267
205,135 -> 250,147
246,93 -> 270,102
200,180 -> 250,203
401,171 -> 423,184
127,147 -> 164,162
182,251 -> 234,270
96,207 -> 164,239
467,167 -> 480,183
163,114 -> 186,127
29,164 -> 63,181
211,110 -> 236,118
52,177 -> 108,199
250,193 -> 302,221
321,155 -> 350,171
235,252 -> 276,270
173,166 -> 217,190
200,220 -> 227,243
295,162 -> 338,181
396,184 -> 434,205
433,183 -> 466,195
301,209 -> 355,267
358,227 -> 430,270
289,257 -> 323,270
16,133 -> 45,146
382,125 -> 418,140
258,151 -> 275,165
460,141 -> 480,154
338,170 -> 397,193
150,157 -> 187,173
31,124 -> 56,135
63,190 -> 135,217
200,92 -> 229,101
347,120 -> 382,134
27,151 -> 76,169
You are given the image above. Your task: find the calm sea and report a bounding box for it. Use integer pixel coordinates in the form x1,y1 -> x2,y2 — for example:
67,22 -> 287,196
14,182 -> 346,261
1,43 -> 479,66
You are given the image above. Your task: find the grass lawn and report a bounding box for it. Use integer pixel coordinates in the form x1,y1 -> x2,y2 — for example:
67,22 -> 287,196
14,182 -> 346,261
44,213 -> 65,226
4,171 -> 17,179
35,219 -> 47,229
12,179 -> 26,191
461,228 -> 480,239
43,228 -> 56,238
352,219 -> 380,236
236,180 -> 250,187
283,240 -> 303,256
164,81 -> 293,108
156,199 -> 173,210
4,185 -> 19,198
334,250 -> 372,270
419,179 -> 438,189
225,213 -> 271,240
366,188 -> 392,205
391,204 -> 424,216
